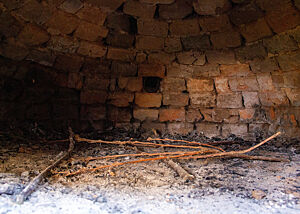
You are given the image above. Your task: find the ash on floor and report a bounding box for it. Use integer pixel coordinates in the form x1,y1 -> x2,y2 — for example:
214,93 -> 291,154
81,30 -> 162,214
0,130 -> 299,214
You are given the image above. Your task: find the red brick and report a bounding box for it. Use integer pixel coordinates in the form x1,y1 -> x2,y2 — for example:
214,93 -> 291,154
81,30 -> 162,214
187,79 -> 214,92
107,47 -> 135,62
257,74 -> 275,91
164,37 -> 182,53
214,77 -> 231,93
47,11 -> 79,34
54,54 -> 84,72
242,92 -> 260,108
186,108 -> 203,122
167,63 -> 193,78
108,92 -> 134,107
137,19 -> 168,37
133,108 -> 159,121
136,36 -> 164,51
196,123 -> 220,138
68,72 -> 83,89
220,64 -> 251,77
123,0 -> 156,19
201,108 -> 238,123
192,64 -> 220,78
148,52 -> 176,65
168,123 -> 194,135
235,42 -> 267,62
159,108 -> 185,122
18,24 -> 49,46
77,41 -> 107,58
217,93 -> 243,108
76,3 -> 106,25
239,108 -> 255,121
118,77 -> 143,92
80,90 -> 107,104
159,0 -> 193,19
199,14 -> 232,32
75,21 -> 108,41
111,61 -> 137,77
177,51 -> 206,65
80,105 -> 106,121
249,58 -> 278,73
170,19 -> 200,36
210,30 -> 241,49
163,93 -> 189,107
259,90 -> 289,106
240,18 -> 272,43
222,124 -> 248,137
193,0 -> 231,15
139,64 -> 165,78
190,92 -> 216,107
160,78 -> 186,92
135,93 -> 162,107
229,77 -> 259,91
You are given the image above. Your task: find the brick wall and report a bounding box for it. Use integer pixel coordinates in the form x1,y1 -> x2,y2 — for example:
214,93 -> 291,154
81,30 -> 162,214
0,0 -> 299,139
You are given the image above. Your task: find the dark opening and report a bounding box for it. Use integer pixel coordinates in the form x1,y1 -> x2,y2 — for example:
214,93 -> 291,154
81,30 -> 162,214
143,77 -> 160,93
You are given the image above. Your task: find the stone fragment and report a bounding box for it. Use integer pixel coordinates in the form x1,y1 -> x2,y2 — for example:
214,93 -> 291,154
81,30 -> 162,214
159,108 -> 185,122
76,3 -> 106,25
222,124 -> 248,137
107,47 -> 135,62
187,79 -> 214,92
196,123 -> 220,138
170,19 -> 200,36
111,61 -> 137,77
80,90 -> 107,104
229,77 -> 259,92
168,123 -> 194,135
193,0 -> 231,15
59,0 -> 83,14
47,10 -> 79,34
190,92 -> 216,107
77,41 -> 107,58
220,64 -> 251,77
159,0 -> 193,19
217,93 -> 243,108
137,19 -> 168,37
242,92 -> 260,108
47,36 -> 79,53
199,14 -> 232,32
54,55 -> 84,72
181,35 -> 211,50
259,90 -> 289,106
139,64 -> 165,78
136,36 -> 164,51
186,108 -> 203,122
108,92 -> 134,107
163,93 -> 189,107
210,30 -> 241,49
133,108 -> 159,121
106,32 -> 135,48
164,37 -> 182,53
240,18 -> 273,43
123,0 -> 156,19
135,93 -> 162,107
235,42 -> 267,62
251,190 -> 266,200
206,50 -> 235,65
18,24 -> 49,46
263,34 -> 298,54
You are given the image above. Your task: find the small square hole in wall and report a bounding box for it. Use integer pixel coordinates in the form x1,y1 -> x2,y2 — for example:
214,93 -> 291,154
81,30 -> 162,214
143,77 -> 161,93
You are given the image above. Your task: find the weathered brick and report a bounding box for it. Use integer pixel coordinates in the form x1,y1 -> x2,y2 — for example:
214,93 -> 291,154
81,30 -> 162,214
284,89 -> 300,106
47,10 -> 79,34
263,34 -> 298,54
229,77 -> 259,91
59,0 -> 83,14
177,51 -> 206,65
139,64 -> 165,78
190,92 -> 216,107
106,32 -> 135,48
111,61 -> 137,77
75,21 -> 108,41
80,105 -> 106,121
80,90 -> 107,104
193,0 -> 231,15
167,63 -> 193,78
181,35 -> 211,50
84,77 -> 109,91
170,19 -> 200,36
186,108 -> 203,122
289,26 -> 300,43
240,18 -> 273,43
18,24 -> 49,46
54,54 -> 84,73
136,52 -> 147,63
217,93 -> 243,108
47,36 -> 79,53
206,50 -> 235,65
1,0 -> 26,10
106,13 -> 134,33
239,108 -> 255,121
214,77 -> 231,93
196,123 -> 220,138
159,0 -> 193,19
136,36 -> 164,51
137,19 -> 168,37
201,108 -> 238,123
283,71 -> 300,88
164,37 -> 182,53
220,64 -> 251,77
168,123 -> 194,135
77,41 -> 107,58
256,74 -> 275,91
123,0 -> 156,19
222,124 -> 248,137
159,108 -> 185,122
295,0 -> 300,10
277,51 -> 300,71
107,106 -> 131,123
249,58 -> 278,73
135,93 -> 162,107
199,14 -> 232,32
118,77 -> 143,92
160,78 -> 186,92
82,58 -> 111,77
26,49 -> 56,67
229,2 -> 263,26
107,47 -> 135,62
85,0 -> 125,11
192,64 -> 220,77
76,3 -> 106,25
235,42 -> 267,62
187,79 -> 214,92
163,93 -> 189,107
148,52 -> 176,65
211,30 -> 241,49
108,92 -> 134,107
242,91 -> 260,108
142,121 -> 166,134
133,108 -> 159,121
259,90 -> 289,106
0,12 -> 22,38
68,72 -> 83,89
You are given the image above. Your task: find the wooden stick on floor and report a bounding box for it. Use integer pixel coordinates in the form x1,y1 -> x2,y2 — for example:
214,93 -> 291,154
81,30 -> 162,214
15,127 -> 76,204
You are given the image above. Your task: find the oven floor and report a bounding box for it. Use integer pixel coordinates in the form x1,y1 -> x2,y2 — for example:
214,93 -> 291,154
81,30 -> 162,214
0,130 -> 299,213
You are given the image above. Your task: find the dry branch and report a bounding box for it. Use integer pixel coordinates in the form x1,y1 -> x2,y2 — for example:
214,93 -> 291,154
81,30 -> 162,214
15,127 -> 76,204
163,159 -> 195,182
